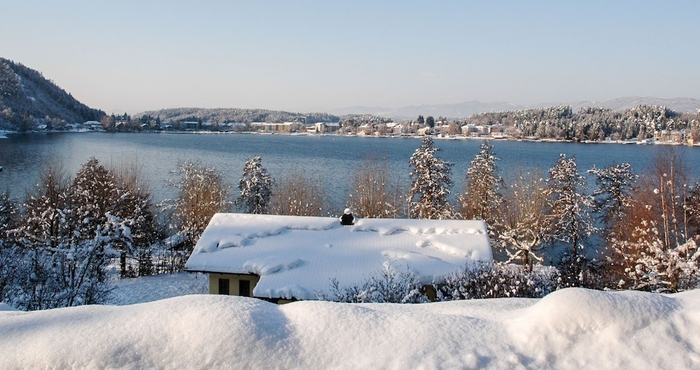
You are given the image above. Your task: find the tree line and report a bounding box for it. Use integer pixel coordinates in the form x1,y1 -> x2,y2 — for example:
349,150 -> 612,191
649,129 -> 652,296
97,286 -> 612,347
1,138 -> 699,310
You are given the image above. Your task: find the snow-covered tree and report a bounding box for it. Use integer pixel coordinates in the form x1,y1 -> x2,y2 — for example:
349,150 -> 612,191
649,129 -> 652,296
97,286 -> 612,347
458,140 -> 503,226
546,154 -> 595,256
270,167 -> 325,216
348,158 -> 403,218
495,171 -> 552,272
110,159 -> 160,277
545,154 -> 595,287
69,157 -> 119,244
236,156 -> 272,214
408,136 -> 455,219
12,162 -> 72,310
169,161 -> 231,256
0,191 -> 20,302
589,162 -> 638,231
59,158 -> 119,306
8,159 -> 115,309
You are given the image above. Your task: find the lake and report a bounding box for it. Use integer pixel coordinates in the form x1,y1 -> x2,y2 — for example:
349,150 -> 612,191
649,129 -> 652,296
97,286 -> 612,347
1,132 -> 699,214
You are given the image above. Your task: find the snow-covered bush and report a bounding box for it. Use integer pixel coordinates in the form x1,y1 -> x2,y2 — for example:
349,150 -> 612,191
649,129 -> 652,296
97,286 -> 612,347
319,262 -> 429,303
436,262 -> 559,300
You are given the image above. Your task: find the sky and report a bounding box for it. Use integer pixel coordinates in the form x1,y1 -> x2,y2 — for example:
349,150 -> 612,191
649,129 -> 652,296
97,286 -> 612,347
1,0 -> 699,114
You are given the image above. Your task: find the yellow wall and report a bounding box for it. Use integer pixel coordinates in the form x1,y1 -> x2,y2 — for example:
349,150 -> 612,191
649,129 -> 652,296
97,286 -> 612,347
209,273 -> 260,296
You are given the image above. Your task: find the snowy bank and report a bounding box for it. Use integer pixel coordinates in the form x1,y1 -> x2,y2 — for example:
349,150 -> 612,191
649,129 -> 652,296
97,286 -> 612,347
1,288 -> 699,369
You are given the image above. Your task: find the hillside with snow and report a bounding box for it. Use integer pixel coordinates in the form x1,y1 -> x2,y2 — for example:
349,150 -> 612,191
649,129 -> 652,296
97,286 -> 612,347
1,273 -> 698,369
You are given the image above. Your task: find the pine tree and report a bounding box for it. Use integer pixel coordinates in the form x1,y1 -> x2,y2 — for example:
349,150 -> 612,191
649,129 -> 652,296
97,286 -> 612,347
546,154 -> 595,286
236,156 -> 272,214
458,140 -> 503,226
546,154 -> 595,256
589,162 -> 637,230
408,136 -> 454,219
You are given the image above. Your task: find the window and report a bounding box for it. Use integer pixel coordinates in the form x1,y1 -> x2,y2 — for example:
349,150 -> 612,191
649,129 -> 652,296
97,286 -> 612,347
218,278 -> 230,295
239,280 -> 251,297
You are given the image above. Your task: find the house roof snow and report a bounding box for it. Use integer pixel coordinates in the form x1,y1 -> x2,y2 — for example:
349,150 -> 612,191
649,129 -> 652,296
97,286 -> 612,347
185,213 -> 492,300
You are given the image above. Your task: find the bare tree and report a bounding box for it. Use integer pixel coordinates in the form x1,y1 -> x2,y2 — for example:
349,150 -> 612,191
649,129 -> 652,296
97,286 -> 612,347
494,170 -> 552,272
169,161 -> 231,254
612,147 -> 700,292
347,158 -> 404,218
270,167 -> 325,216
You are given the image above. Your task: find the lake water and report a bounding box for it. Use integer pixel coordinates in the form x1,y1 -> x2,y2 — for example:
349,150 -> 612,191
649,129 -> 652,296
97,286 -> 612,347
1,132 -> 699,214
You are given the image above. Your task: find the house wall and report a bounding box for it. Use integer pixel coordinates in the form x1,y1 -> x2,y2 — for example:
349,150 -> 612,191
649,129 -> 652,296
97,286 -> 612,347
209,273 -> 260,296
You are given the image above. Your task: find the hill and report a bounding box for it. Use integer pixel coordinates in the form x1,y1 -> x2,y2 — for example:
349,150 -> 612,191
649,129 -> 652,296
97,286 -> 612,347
0,57 -> 104,131
332,97 -> 700,120
140,107 -> 340,124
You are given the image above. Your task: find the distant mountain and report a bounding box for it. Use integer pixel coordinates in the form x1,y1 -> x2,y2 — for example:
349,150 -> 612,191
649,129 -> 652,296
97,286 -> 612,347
0,57 -> 104,130
330,101 -> 525,120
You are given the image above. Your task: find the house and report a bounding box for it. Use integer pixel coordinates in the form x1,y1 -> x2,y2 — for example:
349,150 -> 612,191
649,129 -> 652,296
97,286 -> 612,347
185,213 -> 492,303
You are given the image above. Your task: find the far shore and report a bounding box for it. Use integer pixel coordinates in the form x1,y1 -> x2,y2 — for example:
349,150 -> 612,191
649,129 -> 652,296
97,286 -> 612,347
1,128 -> 698,147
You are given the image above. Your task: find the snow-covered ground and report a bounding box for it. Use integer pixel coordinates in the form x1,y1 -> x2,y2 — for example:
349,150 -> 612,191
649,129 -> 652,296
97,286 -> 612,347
1,273 -> 699,369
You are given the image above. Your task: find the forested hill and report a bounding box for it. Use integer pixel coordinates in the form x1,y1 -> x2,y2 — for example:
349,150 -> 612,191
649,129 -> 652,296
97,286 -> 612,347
0,57 -> 105,131
141,107 -> 340,124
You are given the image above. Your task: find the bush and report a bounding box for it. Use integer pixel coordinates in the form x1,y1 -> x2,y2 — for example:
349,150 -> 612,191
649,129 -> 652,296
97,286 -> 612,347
436,262 -> 559,300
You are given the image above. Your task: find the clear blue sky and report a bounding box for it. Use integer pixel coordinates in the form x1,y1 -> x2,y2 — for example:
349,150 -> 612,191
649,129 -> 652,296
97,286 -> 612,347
1,0 -> 698,114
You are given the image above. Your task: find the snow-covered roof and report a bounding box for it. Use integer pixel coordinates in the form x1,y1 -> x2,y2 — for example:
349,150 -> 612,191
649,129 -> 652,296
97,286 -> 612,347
185,213 -> 492,300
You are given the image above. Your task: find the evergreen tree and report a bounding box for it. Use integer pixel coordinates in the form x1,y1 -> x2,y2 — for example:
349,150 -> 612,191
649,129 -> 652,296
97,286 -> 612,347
545,154 -> 595,286
236,156 -> 272,214
458,141 -> 503,226
589,162 -> 637,230
408,136 -> 454,219
545,154 -> 595,257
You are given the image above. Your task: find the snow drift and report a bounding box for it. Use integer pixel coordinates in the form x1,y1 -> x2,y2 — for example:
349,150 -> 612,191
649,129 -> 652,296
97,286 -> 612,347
1,287 -> 699,369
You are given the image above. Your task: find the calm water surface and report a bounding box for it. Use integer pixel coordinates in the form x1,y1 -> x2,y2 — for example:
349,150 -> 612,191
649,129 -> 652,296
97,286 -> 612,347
1,132 -> 699,213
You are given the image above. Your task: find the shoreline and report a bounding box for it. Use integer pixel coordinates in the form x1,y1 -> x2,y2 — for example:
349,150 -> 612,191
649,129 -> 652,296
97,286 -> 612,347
2,128 -> 698,147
